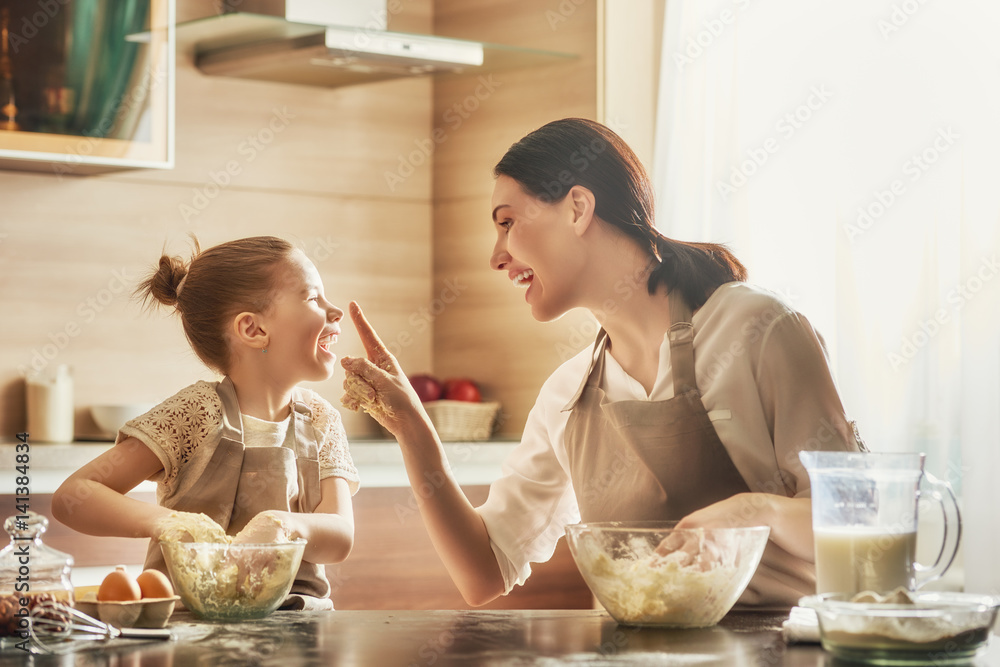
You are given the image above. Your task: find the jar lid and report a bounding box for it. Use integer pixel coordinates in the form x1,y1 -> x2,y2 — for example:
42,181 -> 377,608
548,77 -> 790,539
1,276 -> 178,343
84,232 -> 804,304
0,511 -> 74,590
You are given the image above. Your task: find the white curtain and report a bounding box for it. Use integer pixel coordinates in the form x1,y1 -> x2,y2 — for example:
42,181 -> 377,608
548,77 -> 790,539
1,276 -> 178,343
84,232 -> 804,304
653,0 -> 1000,594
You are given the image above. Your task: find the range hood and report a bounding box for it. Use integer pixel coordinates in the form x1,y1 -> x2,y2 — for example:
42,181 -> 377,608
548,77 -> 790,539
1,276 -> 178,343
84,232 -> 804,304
175,0 -> 575,88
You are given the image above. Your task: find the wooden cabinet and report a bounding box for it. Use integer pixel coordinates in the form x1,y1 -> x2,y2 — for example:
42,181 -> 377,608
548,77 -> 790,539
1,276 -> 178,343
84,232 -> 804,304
0,0 -> 174,175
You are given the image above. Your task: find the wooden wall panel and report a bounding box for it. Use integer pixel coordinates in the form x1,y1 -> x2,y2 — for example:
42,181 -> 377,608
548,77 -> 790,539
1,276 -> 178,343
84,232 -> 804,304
431,1 -> 600,435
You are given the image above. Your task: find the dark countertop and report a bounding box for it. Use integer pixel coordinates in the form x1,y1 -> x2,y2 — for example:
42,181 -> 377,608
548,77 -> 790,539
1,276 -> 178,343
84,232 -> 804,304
3,609 -> 999,666
0,609 -> 845,666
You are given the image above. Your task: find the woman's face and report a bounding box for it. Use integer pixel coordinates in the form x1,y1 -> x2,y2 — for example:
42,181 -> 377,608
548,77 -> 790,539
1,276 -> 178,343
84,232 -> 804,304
260,251 -> 343,383
490,175 -> 585,322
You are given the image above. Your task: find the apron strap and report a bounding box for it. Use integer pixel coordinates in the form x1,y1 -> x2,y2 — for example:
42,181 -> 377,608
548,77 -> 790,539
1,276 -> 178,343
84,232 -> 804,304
562,330 -> 609,412
217,376 -> 245,442
667,292 -> 698,396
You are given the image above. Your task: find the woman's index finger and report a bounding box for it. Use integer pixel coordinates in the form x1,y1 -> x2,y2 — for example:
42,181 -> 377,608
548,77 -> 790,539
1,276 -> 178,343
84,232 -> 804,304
349,301 -> 390,361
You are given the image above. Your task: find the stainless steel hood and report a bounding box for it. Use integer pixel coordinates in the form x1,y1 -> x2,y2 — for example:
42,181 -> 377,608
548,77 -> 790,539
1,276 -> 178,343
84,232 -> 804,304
175,0 -> 575,88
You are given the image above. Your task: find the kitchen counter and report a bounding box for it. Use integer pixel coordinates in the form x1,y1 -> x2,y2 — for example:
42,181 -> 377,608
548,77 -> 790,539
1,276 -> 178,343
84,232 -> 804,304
0,439 -> 519,493
3,608 -> 967,666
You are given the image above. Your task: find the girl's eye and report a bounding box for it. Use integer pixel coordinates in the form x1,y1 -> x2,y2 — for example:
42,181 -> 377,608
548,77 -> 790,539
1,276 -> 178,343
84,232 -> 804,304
499,219 -> 513,230
308,296 -> 319,302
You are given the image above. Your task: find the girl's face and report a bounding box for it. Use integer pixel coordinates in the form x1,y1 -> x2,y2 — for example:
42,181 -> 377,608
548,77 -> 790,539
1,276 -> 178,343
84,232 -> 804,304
489,175 -> 585,322
261,251 -> 343,383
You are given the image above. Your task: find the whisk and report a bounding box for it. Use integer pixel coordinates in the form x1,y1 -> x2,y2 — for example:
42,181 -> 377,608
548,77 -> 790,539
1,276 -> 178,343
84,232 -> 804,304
28,599 -> 173,655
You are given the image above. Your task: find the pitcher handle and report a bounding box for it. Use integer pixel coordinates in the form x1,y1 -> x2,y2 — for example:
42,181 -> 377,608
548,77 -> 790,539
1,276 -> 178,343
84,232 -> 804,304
913,471 -> 962,589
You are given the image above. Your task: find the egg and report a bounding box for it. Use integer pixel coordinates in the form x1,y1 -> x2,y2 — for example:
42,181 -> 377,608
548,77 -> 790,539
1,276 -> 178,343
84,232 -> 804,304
97,566 -> 141,602
136,569 -> 174,599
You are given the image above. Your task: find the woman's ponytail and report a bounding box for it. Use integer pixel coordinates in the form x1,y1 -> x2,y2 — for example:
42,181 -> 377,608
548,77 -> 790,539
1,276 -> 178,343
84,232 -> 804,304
648,236 -> 747,310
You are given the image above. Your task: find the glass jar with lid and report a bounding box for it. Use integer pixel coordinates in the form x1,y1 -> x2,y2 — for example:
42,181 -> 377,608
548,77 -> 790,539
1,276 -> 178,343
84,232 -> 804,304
0,511 -> 74,639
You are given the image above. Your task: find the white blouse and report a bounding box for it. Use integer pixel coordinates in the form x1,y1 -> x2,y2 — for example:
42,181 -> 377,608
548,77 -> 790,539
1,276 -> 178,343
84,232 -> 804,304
477,282 -> 862,606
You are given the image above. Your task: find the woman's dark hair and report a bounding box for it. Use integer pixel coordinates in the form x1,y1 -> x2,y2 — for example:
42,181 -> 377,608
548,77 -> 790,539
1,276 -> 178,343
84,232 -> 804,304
135,236 -> 296,374
493,118 -> 747,309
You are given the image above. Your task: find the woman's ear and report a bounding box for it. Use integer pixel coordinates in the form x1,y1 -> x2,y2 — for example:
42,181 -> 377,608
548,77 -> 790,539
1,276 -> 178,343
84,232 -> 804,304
233,312 -> 268,351
567,185 -> 596,237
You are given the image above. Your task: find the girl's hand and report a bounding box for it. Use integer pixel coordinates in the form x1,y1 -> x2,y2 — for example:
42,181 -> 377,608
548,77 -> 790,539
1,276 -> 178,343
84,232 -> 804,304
233,511 -> 293,544
154,511 -> 228,543
340,301 -> 428,435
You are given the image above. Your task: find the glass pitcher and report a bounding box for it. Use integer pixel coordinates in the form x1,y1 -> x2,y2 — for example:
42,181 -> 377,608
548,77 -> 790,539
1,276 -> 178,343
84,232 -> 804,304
799,451 -> 961,595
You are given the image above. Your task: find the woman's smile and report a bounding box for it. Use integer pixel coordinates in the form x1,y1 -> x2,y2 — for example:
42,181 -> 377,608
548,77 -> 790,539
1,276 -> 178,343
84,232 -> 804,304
511,269 -> 534,288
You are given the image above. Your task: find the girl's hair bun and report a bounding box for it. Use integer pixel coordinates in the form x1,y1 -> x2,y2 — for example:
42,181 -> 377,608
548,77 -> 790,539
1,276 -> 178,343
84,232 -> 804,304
149,255 -> 188,307
136,238 -> 201,310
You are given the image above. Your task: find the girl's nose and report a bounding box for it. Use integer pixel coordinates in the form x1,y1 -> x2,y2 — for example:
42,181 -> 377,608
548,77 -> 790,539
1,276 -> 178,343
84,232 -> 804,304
328,305 -> 344,322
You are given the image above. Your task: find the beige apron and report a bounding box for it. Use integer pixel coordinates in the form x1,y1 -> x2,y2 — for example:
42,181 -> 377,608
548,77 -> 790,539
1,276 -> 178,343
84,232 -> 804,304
144,377 -> 331,603
562,292 -> 750,522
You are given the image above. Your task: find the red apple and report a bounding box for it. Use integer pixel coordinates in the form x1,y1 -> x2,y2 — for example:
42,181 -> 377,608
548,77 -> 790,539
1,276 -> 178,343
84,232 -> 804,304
443,378 -> 481,402
409,374 -> 443,402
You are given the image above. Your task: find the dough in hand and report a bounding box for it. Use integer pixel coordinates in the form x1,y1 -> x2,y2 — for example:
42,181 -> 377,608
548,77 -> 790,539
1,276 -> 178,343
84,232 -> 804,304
341,372 -> 394,420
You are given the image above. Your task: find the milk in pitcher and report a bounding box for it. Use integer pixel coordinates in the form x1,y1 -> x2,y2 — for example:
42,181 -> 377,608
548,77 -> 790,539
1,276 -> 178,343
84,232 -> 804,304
814,528 -> 917,594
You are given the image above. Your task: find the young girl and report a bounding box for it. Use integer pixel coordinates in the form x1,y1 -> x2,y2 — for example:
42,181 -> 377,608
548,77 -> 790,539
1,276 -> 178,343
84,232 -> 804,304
52,236 -> 358,610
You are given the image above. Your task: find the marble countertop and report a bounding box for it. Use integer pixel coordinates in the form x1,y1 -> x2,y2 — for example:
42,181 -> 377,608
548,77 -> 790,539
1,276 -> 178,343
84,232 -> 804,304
0,609 -> 837,665
0,439 -> 519,493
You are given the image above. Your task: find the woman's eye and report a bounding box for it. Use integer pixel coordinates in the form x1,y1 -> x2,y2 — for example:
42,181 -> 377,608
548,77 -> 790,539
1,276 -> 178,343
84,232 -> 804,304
499,219 -> 513,230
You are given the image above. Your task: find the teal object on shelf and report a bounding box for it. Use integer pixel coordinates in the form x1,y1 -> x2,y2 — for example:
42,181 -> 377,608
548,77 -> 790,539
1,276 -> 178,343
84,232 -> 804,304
64,0 -> 150,139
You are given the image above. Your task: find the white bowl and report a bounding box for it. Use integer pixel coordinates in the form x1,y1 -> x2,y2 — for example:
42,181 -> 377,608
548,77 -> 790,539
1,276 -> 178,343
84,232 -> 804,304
90,404 -> 154,436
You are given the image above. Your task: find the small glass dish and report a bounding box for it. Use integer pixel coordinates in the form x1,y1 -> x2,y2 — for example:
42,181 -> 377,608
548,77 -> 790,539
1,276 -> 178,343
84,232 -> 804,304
800,591 -> 1000,665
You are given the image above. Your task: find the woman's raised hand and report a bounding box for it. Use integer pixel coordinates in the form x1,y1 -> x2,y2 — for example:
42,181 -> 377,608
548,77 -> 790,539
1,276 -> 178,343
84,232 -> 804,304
340,301 -> 427,433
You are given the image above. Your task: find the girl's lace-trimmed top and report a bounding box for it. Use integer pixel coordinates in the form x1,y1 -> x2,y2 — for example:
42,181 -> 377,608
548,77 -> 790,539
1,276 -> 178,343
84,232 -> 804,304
118,381 -> 359,503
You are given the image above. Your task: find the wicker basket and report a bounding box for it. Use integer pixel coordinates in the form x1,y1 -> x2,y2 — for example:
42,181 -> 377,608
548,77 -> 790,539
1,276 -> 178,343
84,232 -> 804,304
423,400 -> 502,441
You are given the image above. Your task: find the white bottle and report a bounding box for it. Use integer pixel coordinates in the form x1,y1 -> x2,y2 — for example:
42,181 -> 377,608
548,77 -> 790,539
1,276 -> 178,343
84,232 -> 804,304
25,365 -> 74,443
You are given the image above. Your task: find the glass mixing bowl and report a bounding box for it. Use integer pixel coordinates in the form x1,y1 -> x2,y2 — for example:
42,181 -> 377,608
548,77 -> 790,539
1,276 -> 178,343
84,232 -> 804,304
565,521 -> 770,628
160,540 -> 305,621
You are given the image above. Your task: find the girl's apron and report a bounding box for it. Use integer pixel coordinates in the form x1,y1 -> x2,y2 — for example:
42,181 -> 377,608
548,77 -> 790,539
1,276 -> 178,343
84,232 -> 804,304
144,377 -> 330,603
562,293 -> 750,521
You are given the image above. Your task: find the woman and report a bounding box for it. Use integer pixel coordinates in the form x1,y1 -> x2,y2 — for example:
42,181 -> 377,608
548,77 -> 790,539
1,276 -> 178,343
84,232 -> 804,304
341,118 -> 863,609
